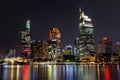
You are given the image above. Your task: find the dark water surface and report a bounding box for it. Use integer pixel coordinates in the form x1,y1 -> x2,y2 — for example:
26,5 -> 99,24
0,64 -> 120,80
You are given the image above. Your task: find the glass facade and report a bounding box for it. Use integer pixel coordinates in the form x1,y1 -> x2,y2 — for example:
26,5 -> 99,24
20,20 -> 31,57
78,10 -> 95,54
49,28 -> 61,54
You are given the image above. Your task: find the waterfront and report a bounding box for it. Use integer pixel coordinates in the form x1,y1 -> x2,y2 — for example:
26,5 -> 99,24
0,64 -> 120,80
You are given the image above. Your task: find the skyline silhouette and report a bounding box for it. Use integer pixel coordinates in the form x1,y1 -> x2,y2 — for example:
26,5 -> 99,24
0,0 -> 120,53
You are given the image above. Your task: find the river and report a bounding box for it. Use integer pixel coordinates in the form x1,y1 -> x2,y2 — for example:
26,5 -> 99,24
0,64 -> 120,80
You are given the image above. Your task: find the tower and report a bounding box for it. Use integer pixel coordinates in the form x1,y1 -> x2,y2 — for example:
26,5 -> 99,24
78,9 -> 95,55
49,28 -> 61,55
20,20 -> 31,58
31,40 -> 48,60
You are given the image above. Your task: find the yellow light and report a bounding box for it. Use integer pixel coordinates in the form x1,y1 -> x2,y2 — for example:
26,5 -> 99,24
48,65 -> 53,80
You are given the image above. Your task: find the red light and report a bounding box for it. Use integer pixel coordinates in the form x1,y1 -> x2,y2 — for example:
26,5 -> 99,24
103,37 -> 108,41
23,49 -> 29,53
105,65 -> 111,80
23,65 -> 28,80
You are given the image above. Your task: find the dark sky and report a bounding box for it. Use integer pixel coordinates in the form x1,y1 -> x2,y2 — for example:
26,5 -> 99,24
0,0 -> 120,53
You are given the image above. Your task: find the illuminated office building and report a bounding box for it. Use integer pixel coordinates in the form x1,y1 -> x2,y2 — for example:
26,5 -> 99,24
31,40 -> 58,60
31,40 -> 48,60
78,9 -> 95,55
97,41 -> 106,53
48,40 -> 57,58
5,49 -> 16,57
20,20 -> 31,57
115,42 -> 120,55
74,38 -> 80,54
64,45 -> 72,55
49,28 -> 61,55
97,37 -> 112,53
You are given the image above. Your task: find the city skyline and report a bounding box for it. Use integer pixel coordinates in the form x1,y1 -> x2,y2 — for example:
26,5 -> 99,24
0,0 -> 120,53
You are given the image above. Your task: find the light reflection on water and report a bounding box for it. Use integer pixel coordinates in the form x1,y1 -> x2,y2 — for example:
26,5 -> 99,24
0,64 -> 120,80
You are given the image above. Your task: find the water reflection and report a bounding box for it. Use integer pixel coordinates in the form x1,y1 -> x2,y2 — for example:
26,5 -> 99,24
117,64 -> 120,80
23,65 -> 29,80
105,65 -> 111,80
3,65 -> 8,80
0,64 -> 120,80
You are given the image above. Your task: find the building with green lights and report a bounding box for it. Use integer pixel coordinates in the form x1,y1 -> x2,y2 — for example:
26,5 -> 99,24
20,20 -> 31,58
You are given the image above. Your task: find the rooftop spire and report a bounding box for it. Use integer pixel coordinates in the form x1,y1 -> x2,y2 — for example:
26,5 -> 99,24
79,0 -> 84,18
79,6 -> 82,12
79,0 -> 82,12
79,6 -> 84,19
25,20 -> 30,30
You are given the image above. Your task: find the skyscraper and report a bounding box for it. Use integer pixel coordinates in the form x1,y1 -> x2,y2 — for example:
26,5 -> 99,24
97,41 -> 106,53
115,42 -> 120,55
31,40 -> 48,60
97,37 -> 113,53
20,20 -> 31,58
74,38 -> 80,54
78,9 -> 95,55
49,28 -> 61,55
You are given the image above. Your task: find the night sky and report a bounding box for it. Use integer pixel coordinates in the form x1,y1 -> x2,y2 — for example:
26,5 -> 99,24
0,0 -> 120,53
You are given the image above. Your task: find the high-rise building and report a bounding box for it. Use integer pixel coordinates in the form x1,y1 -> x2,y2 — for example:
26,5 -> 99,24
20,20 -> 31,58
31,40 -> 48,60
97,41 -> 106,53
78,9 -> 95,55
74,38 -> 80,54
48,40 -> 57,58
64,45 -> 72,55
115,42 -> 120,55
97,37 -> 112,53
49,28 -> 61,55
5,49 -> 16,58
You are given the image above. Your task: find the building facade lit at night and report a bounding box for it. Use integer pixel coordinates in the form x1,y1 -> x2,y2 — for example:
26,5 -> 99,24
48,40 -> 57,59
97,37 -> 112,53
115,42 -> 120,55
64,45 -> 73,55
78,9 -> 95,55
49,28 -> 61,55
74,38 -> 80,54
20,20 -> 31,58
31,40 -> 49,60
